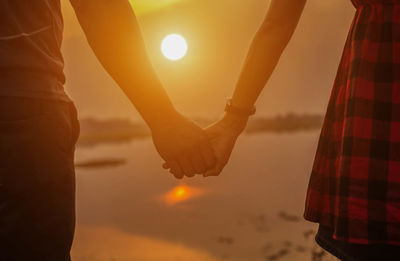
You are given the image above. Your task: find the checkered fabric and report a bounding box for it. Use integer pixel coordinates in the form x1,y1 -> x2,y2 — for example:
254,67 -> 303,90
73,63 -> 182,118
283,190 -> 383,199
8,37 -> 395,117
304,0 -> 400,245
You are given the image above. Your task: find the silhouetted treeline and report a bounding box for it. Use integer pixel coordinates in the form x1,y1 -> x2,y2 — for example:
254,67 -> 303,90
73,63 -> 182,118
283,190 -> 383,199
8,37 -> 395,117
245,113 -> 323,133
78,113 -> 324,147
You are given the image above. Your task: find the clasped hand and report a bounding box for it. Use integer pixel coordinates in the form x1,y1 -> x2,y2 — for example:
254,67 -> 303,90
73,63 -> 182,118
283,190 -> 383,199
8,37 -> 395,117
152,113 -> 248,179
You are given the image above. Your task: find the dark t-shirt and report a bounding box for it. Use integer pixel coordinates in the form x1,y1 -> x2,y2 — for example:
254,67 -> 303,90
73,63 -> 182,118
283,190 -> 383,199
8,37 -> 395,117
0,0 -> 70,101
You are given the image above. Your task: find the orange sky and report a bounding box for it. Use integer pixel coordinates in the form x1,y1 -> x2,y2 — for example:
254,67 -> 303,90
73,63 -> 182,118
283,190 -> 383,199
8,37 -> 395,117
61,0 -> 355,120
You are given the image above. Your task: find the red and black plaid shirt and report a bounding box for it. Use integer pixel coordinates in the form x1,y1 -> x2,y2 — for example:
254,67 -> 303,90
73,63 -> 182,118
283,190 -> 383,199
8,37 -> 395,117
304,0 -> 400,245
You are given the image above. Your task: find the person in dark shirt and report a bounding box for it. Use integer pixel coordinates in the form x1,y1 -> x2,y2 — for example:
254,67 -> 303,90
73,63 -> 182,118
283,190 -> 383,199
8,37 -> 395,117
0,1 -> 217,260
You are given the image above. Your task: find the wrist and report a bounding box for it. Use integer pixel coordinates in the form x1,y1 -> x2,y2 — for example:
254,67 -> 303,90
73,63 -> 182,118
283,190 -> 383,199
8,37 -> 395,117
225,98 -> 256,117
221,112 -> 249,136
144,106 -> 182,132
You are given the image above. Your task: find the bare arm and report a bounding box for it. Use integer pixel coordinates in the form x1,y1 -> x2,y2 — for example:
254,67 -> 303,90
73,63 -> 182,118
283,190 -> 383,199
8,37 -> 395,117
204,0 -> 307,176
70,0 -> 216,178
69,0 -> 176,128
231,0 -> 307,112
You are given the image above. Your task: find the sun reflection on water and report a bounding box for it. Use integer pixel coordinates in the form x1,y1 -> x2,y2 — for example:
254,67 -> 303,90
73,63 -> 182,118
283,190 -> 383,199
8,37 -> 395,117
162,185 -> 205,205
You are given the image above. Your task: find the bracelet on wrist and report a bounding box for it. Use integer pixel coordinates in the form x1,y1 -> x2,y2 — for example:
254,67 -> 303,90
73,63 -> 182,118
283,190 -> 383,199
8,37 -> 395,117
224,98 -> 256,117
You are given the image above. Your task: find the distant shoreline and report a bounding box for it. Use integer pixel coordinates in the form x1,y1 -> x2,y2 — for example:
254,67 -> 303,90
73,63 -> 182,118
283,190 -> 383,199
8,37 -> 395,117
77,113 -> 323,147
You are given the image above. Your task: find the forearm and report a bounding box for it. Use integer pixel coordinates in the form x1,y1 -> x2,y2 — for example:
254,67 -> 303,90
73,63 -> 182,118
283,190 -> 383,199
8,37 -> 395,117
71,0 -> 177,129
232,28 -> 290,110
231,0 -> 306,111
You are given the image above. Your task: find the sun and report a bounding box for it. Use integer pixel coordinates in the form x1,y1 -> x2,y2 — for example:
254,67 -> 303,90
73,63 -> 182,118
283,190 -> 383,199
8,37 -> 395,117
161,34 -> 188,61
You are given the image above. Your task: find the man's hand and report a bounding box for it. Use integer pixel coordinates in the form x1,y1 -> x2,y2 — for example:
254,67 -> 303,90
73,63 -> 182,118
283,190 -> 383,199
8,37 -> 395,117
153,113 -> 216,179
71,0 -> 218,179
202,114 -> 248,177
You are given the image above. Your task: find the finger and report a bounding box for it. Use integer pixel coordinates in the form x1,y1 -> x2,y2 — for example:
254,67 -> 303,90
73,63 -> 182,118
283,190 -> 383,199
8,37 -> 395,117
191,154 -> 208,174
168,161 -> 184,179
178,157 -> 196,177
203,170 -> 219,177
163,162 -> 170,169
204,127 -> 218,140
186,166 -> 196,178
203,163 -> 224,177
200,144 -> 217,168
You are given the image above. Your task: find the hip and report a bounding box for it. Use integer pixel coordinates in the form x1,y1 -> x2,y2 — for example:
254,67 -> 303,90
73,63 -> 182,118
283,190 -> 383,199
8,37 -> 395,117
0,96 -> 80,191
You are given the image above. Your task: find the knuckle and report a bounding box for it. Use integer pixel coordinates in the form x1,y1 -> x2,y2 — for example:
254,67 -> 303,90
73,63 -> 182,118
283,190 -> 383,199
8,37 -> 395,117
174,174 -> 183,179
198,168 -> 207,174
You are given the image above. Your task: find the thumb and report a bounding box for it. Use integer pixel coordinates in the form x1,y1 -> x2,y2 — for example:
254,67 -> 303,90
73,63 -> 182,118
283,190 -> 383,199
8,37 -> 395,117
163,162 -> 170,169
204,126 -> 220,140
203,165 -> 222,177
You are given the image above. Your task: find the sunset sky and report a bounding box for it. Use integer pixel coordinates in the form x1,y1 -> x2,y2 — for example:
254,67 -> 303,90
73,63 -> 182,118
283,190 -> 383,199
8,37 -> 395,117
61,0 -> 355,120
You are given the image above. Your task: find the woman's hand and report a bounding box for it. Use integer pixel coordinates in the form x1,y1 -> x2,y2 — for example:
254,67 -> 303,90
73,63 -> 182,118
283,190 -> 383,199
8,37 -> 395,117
153,113 -> 216,179
202,114 -> 248,177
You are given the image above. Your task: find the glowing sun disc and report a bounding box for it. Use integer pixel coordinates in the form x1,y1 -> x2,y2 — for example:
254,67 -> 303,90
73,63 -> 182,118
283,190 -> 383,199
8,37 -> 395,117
161,34 -> 188,61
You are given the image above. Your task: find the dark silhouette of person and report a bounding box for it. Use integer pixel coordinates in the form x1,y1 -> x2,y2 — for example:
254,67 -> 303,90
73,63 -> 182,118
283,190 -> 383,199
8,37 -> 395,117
178,0 -> 400,260
0,1 -> 217,260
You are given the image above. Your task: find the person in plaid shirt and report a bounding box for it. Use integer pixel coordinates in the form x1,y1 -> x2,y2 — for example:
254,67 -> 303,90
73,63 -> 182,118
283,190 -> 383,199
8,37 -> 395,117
195,0 -> 400,260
